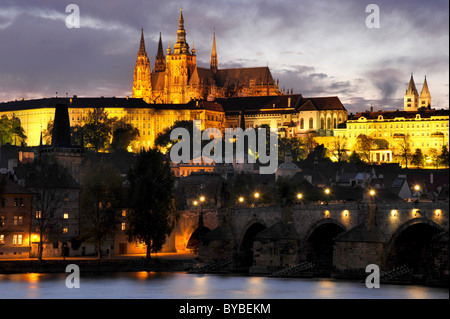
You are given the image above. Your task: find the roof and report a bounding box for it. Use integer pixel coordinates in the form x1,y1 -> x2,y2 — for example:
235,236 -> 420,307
216,67 -> 275,87
255,221 -> 298,240
1,176 -> 32,194
0,97 -> 149,111
351,109 -> 449,121
334,224 -> 386,243
296,96 -> 346,112
216,94 -> 303,113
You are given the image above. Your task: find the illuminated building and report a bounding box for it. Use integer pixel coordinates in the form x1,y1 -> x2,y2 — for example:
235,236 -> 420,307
0,177 -> 33,259
132,8 -> 281,104
334,75 -> 449,163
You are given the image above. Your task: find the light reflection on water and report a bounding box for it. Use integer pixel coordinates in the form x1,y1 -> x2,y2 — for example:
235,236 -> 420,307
0,272 -> 447,299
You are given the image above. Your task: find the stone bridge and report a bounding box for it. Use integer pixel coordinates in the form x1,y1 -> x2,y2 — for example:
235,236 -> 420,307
169,201 -> 448,278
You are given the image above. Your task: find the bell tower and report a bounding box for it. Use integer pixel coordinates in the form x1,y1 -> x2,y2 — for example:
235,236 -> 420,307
404,74 -> 419,111
132,29 -> 152,103
165,8 -> 197,104
419,76 -> 431,109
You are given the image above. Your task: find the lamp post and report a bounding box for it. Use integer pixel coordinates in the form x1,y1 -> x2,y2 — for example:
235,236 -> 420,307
253,192 -> 260,207
324,188 -> 330,205
413,185 -> 421,202
369,189 -> 376,202
297,193 -> 303,203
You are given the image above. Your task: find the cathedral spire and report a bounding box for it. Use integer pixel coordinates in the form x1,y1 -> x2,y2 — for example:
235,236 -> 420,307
138,28 -> 146,55
404,73 -> 419,111
406,73 -> 418,96
210,30 -> 218,73
173,7 -> 190,54
154,32 -> 166,72
419,75 -> 431,108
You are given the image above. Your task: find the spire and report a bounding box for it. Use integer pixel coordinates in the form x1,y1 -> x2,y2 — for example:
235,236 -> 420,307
138,28 -> 146,55
210,30 -> 218,73
419,75 -> 431,108
154,32 -> 166,73
420,75 -> 430,97
406,73 -> 418,96
173,8 -> 190,54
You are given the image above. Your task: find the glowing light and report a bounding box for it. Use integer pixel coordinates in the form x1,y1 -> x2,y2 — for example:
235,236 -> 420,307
435,209 -> 441,217
297,193 -> 303,200
369,190 -> 375,196
413,209 -> 420,217
324,210 -> 330,217
254,192 -> 260,199
391,210 -> 398,217
193,200 -> 198,206
343,210 -> 349,217
239,196 -> 244,203
200,196 -> 205,202
414,185 -> 420,191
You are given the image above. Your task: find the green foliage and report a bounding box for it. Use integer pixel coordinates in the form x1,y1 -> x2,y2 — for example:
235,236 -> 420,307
0,115 -> 27,146
80,161 -> 124,258
155,120 -> 194,151
126,148 -> 177,259
83,108 -> 117,152
411,148 -> 425,168
278,137 -> 306,161
111,118 -> 140,151
439,146 -> 449,167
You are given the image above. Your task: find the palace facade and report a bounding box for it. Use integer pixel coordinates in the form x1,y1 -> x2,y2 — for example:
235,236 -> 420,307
132,9 -> 281,104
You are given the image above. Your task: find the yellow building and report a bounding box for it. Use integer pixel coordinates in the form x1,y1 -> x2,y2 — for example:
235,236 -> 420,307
132,9 -> 281,104
334,75 -> 449,163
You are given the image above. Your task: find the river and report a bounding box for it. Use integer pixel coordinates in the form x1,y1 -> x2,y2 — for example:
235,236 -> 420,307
0,272 -> 448,299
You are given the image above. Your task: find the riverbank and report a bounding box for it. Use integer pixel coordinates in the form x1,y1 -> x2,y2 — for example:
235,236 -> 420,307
0,255 -> 198,274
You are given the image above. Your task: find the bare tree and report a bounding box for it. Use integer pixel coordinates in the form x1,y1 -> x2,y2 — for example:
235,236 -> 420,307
395,134 -> 411,169
332,136 -> 348,163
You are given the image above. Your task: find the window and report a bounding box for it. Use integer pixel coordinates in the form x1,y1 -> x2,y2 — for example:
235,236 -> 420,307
13,234 -> 23,245
63,227 -> 68,234
300,118 -> 304,130
122,210 -> 126,217
0,235 -> 4,245
64,194 -> 69,201
63,213 -> 69,219
36,210 -> 42,219
13,216 -> 23,226
309,118 -> 313,129
121,222 -> 126,231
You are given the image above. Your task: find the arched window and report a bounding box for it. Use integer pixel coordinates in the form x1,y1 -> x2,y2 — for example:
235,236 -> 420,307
327,118 -> 331,130
309,118 -> 314,129
334,118 -> 337,129
300,118 -> 304,130
321,118 -> 325,129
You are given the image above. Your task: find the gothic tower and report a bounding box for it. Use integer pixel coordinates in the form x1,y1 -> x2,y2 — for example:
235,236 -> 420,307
165,8 -> 197,104
132,29 -> 152,103
154,32 -> 166,73
419,76 -> 431,109
404,74 -> 419,111
210,31 -> 218,73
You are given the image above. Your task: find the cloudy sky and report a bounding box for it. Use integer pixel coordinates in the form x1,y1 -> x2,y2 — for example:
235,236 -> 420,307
0,0 -> 448,113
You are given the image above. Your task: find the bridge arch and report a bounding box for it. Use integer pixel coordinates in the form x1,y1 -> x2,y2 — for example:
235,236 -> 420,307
186,226 -> 212,251
302,218 -> 347,274
385,217 -> 443,273
236,221 -> 267,268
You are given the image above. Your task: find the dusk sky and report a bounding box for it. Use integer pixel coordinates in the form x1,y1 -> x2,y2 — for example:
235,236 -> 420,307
0,0 -> 448,113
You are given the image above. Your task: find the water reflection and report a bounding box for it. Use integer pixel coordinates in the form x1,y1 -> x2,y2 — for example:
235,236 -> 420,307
0,272 -> 447,299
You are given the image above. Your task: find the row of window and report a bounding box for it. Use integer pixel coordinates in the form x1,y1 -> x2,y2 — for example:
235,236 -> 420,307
0,198 -> 25,208
0,234 -> 23,245
349,122 -> 448,130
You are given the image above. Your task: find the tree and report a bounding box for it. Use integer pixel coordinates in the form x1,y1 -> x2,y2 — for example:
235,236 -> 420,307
348,151 -> 363,164
438,145 -> 449,168
0,115 -> 27,146
111,118 -> 140,152
278,136 -> 306,162
43,120 -> 83,147
22,157 -> 69,260
428,148 -> 440,169
126,148 -> 177,259
155,120 -> 195,154
355,134 -> 374,162
83,108 -> 117,152
80,161 -> 124,258
394,134 -> 411,168
411,148 -> 425,168
331,136 -> 348,163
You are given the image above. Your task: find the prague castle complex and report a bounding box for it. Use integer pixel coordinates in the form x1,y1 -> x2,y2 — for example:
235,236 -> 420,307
0,9 -> 448,166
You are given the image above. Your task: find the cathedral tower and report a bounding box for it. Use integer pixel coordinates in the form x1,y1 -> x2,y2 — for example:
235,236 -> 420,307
165,8 -> 197,104
419,76 -> 431,109
404,74 -> 419,111
210,31 -> 218,73
154,32 -> 166,73
132,29 -> 152,103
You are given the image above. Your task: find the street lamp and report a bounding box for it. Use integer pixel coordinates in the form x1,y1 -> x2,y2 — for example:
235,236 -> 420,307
413,185 -> 421,202
324,188 -> 330,204
297,193 -> 303,202
254,192 -> 260,199
239,196 -> 244,204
